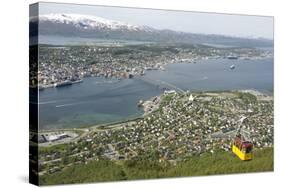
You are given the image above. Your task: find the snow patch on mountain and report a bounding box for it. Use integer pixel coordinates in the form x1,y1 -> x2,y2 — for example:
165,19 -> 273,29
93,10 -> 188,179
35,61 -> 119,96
38,13 -> 154,32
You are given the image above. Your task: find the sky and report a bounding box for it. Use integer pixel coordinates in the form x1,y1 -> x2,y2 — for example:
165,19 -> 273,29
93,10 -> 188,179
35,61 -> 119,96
38,2 -> 274,39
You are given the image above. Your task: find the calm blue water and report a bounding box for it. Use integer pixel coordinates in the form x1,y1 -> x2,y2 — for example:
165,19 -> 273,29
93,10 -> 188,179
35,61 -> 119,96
39,77 -> 161,130
39,58 -> 273,130
145,58 -> 273,93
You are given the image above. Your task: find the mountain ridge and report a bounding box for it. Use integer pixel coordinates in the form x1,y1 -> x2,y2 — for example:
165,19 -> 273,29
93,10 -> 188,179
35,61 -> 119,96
30,13 -> 273,47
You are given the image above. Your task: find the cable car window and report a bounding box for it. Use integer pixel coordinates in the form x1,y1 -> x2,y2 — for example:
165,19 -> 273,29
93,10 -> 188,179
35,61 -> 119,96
246,146 -> 252,153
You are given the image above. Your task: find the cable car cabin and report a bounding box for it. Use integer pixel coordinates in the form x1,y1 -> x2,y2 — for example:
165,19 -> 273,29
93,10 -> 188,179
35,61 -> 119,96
232,136 -> 253,161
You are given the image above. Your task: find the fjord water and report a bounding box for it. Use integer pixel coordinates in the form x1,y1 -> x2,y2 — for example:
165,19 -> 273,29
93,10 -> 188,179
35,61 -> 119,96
39,58 -> 273,130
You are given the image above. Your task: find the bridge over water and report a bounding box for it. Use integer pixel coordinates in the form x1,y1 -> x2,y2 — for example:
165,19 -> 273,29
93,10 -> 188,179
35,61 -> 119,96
135,76 -> 185,94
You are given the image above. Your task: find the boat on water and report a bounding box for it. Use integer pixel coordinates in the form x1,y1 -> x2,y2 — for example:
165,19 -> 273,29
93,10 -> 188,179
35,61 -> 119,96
54,80 -> 72,87
227,55 -> 238,60
230,64 -> 235,70
71,79 -> 83,84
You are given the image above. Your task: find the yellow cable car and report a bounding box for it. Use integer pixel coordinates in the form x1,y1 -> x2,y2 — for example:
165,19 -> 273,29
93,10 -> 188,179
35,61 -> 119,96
232,135 -> 253,161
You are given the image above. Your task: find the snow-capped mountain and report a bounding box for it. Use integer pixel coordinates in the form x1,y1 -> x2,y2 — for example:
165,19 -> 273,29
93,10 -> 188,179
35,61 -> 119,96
38,13 -> 154,32
30,13 -> 273,47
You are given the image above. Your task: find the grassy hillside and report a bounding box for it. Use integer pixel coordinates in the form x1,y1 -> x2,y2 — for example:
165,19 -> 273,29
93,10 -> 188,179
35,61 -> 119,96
39,147 -> 273,185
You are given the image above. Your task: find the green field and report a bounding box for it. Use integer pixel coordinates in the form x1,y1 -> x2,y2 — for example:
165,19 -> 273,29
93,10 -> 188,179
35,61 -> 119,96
39,147 -> 273,185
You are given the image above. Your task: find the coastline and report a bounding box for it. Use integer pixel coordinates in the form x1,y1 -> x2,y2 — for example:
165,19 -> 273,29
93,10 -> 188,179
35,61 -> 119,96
37,89 -> 273,179
37,89 -> 273,135
37,55 -> 273,91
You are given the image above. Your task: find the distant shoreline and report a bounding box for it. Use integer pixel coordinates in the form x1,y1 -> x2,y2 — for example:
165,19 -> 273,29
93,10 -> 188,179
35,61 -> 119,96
36,55 -> 274,92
